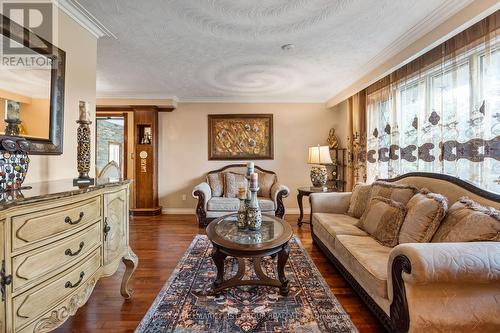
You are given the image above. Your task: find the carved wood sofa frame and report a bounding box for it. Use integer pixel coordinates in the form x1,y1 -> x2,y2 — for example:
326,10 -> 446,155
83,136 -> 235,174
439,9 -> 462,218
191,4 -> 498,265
194,164 -> 288,227
310,172 -> 500,333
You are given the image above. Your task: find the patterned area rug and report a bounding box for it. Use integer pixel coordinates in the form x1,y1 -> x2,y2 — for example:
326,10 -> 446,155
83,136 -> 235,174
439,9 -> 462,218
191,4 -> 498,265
136,235 -> 358,333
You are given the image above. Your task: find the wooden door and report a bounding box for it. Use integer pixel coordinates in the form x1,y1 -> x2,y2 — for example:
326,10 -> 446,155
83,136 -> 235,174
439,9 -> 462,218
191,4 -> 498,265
103,189 -> 127,265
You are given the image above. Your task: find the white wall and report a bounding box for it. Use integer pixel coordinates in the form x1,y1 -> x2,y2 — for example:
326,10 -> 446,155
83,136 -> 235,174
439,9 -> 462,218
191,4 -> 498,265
26,11 -> 97,183
158,102 -> 347,213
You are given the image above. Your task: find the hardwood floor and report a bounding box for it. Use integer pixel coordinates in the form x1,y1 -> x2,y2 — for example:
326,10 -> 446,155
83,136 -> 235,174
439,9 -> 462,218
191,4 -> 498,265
57,214 -> 385,333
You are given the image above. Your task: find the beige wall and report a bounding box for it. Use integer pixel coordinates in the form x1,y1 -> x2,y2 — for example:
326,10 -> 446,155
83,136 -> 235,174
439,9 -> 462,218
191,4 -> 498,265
158,102 -> 347,213
25,11 -> 97,183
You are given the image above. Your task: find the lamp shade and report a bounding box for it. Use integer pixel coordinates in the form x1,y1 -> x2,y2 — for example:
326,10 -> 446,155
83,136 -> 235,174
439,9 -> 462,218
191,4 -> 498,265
307,145 -> 333,164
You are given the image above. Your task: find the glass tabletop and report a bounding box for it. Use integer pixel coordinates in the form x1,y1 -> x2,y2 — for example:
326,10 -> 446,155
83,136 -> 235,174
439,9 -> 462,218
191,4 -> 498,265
214,214 -> 284,245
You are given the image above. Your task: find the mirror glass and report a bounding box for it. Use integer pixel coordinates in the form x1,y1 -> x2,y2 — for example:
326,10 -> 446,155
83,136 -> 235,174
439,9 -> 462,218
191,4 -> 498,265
0,35 -> 51,140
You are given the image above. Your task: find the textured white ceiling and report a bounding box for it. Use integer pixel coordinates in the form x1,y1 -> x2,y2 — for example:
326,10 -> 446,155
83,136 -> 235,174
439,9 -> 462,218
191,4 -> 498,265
79,0 -> 472,102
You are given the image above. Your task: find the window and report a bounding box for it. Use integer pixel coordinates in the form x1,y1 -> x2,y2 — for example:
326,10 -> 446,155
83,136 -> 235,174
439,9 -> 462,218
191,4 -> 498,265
108,142 -> 121,167
366,35 -> 500,193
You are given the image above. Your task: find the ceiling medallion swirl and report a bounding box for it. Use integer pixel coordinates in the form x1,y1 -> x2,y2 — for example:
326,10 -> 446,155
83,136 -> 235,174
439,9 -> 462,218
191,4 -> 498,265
171,0 -> 350,40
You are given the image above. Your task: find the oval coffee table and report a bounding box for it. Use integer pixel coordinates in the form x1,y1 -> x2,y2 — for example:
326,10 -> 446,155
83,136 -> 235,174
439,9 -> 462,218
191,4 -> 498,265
206,213 -> 293,295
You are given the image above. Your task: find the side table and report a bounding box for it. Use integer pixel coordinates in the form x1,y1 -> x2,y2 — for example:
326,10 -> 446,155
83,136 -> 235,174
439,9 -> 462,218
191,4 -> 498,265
297,186 -> 338,226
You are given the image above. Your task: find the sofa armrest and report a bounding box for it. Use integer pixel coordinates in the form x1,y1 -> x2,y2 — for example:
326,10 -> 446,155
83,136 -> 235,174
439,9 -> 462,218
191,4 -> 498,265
271,182 -> 289,218
271,182 -> 289,203
387,242 -> 500,333
309,192 -> 352,214
192,182 -> 212,210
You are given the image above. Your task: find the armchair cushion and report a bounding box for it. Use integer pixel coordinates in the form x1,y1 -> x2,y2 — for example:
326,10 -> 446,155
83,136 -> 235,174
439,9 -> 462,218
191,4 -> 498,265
223,172 -> 247,198
347,182 -> 372,218
257,172 -> 276,198
432,197 -> 500,242
207,173 -> 224,197
207,197 -> 274,211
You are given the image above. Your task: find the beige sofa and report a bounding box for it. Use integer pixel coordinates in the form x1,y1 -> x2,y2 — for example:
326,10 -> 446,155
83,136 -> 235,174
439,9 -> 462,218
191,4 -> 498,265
192,164 -> 289,227
310,172 -> 500,333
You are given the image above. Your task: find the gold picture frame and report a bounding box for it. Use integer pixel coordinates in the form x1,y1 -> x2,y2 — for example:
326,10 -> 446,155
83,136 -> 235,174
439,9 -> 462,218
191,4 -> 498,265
208,114 -> 274,160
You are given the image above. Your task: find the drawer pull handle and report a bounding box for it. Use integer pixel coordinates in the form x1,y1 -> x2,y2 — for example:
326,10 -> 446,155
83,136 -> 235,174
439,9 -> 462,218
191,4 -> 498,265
104,218 -> 111,241
65,271 -> 85,289
65,241 -> 85,257
65,212 -> 84,225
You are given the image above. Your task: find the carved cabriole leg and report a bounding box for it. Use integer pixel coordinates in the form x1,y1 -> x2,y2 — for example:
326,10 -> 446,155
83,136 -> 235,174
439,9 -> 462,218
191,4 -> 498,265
121,248 -> 138,299
277,243 -> 290,295
274,190 -> 286,219
194,190 -> 207,227
390,255 -> 412,333
297,192 -> 304,225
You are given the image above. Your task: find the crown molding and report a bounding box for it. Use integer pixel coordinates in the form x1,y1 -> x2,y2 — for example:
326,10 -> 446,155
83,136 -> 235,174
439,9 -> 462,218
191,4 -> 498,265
54,0 -> 116,39
326,0 -> 497,108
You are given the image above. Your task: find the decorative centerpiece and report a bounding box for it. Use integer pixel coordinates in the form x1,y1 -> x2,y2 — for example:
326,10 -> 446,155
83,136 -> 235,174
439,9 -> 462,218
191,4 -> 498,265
246,172 -> 262,231
234,161 -> 262,231
73,101 -> 95,186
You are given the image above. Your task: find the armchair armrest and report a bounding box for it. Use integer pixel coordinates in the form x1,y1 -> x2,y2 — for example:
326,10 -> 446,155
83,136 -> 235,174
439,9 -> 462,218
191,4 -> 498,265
271,182 -> 289,218
192,182 -> 212,211
388,242 -> 500,333
309,192 -> 352,214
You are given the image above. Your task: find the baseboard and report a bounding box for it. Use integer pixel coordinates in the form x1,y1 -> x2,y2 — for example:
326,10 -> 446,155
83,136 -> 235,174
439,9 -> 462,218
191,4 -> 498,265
162,208 -> 195,214
161,207 -> 308,215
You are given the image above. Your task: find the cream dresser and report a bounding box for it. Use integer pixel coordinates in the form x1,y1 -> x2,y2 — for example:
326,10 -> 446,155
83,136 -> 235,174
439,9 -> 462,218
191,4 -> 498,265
0,179 -> 137,333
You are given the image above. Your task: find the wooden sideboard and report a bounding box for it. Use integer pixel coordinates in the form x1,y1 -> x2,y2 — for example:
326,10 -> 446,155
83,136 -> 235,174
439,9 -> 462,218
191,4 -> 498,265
0,179 -> 137,333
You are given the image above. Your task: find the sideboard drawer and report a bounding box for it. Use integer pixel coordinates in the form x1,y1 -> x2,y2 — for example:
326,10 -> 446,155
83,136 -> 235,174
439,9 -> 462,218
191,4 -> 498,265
13,248 -> 102,330
12,196 -> 101,251
12,222 -> 102,293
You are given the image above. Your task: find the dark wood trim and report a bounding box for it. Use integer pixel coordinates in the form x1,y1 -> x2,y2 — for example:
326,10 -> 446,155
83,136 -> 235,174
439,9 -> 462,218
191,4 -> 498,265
129,207 -> 162,216
379,172 -> 500,201
96,106 -> 175,112
390,255 -> 411,333
0,14 -> 66,155
275,191 -> 286,218
207,163 -> 276,175
312,233 -> 394,333
96,112 -> 129,178
207,114 -> 274,160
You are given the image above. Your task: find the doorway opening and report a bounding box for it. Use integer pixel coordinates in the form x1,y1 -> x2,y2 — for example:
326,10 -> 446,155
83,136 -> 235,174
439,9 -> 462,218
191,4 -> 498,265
95,113 -> 128,178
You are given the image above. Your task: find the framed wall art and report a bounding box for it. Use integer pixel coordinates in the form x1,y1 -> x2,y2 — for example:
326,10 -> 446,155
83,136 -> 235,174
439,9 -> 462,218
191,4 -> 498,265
208,114 -> 274,160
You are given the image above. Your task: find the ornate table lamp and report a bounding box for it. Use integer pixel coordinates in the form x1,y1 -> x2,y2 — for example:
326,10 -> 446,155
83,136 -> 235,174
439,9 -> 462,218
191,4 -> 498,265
307,145 -> 333,189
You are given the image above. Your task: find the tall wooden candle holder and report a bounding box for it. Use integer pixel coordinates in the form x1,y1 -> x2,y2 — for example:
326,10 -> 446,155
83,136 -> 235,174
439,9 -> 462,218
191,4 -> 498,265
73,119 -> 94,186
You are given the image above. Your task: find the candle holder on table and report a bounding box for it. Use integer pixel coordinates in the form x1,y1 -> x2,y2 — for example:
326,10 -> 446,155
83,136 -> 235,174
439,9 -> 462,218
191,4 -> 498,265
74,101 -> 94,186
246,186 -> 262,231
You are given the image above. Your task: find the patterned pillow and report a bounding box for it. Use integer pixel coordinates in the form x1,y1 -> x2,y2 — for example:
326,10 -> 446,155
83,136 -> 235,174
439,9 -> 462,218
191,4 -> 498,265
347,183 -> 372,218
257,172 -> 276,198
207,173 -> 224,197
399,189 -> 448,244
359,196 -> 407,247
369,181 -> 418,205
223,172 -> 247,198
432,197 -> 500,242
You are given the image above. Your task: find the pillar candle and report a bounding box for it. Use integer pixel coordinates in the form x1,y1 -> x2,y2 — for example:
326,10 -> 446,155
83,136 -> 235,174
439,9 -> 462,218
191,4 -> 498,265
246,161 -> 254,176
250,172 -> 258,189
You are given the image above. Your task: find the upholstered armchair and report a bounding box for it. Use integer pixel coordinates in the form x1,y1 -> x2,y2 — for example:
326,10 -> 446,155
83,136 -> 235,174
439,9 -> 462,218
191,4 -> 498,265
192,164 -> 289,227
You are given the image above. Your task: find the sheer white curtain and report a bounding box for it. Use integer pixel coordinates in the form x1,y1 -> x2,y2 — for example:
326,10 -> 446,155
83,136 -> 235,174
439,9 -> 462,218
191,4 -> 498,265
366,15 -> 499,193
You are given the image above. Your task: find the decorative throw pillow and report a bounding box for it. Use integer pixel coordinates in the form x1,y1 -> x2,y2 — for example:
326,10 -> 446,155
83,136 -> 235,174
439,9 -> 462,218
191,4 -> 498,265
432,197 -> 500,242
207,173 -> 224,197
257,172 -> 276,198
369,181 -> 418,205
223,172 -> 247,198
399,189 -> 448,244
358,196 -> 407,247
347,183 -> 372,218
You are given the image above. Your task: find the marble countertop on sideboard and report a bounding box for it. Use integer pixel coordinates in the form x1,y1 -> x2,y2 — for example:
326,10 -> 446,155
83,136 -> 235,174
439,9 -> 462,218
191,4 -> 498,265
0,178 -> 132,210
